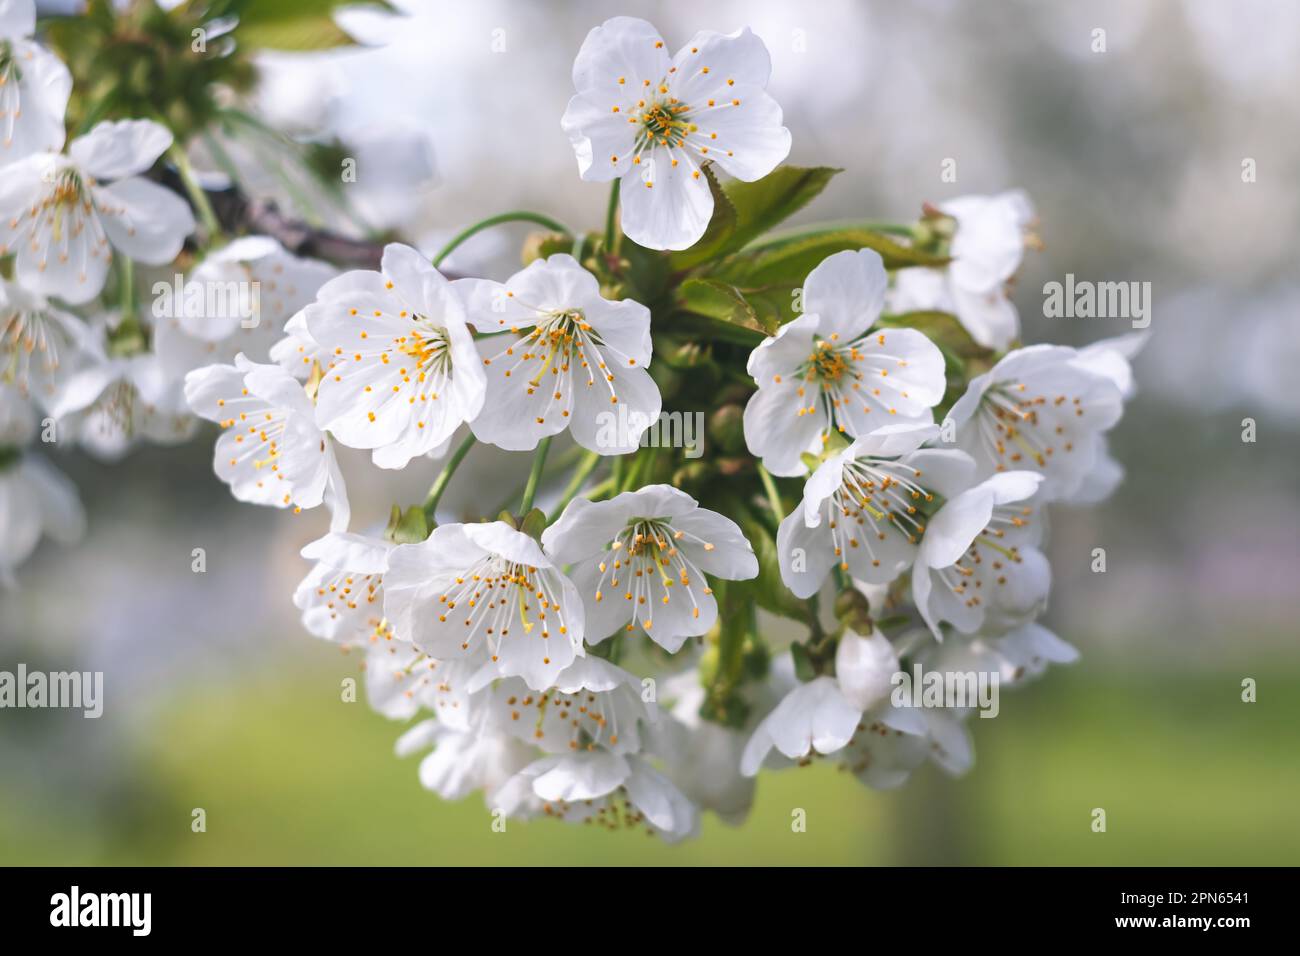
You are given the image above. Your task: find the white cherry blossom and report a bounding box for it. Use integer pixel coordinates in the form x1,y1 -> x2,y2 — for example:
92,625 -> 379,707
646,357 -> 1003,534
153,236 -> 336,379
918,620 -> 1078,690
306,243 -> 484,469
365,639 -> 486,725
542,483 -> 758,653
776,423 -> 975,598
945,344 -> 1124,501
0,119 -> 195,304
1067,331 -> 1146,503
50,347 -> 196,459
887,190 -> 1036,350
480,655 -> 656,757
561,16 -> 791,250
293,530 -> 392,646
455,254 -> 660,455
183,353 -> 348,523
744,249 -> 947,476
383,521 -> 585,691
834,627 -> 901,712
911,471 -> 1049,640
0,0 -> 72,164
496,751 -> 698,842
395,718 -> 537,806
268,310 -> 328,382
741,650 -> 930,789
1,278 -> 97,410
740,674 -> 860,775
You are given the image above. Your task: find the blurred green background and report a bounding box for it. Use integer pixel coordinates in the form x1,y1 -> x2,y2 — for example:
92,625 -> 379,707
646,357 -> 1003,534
3,637 -> 1296,865
3,0 -> 1299,866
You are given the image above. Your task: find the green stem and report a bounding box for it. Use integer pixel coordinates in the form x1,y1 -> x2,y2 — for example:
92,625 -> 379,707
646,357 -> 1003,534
433,212 -> 571,268
518,436 -> 552,514
549,450 -> 602,522
757,464 -> 785,523
168,143 -> 221,240
603,179 -> 621,253
423,433 -> 476,520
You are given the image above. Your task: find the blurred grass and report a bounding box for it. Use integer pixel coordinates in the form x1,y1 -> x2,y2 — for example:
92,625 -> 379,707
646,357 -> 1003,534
2,653 -> 1297,865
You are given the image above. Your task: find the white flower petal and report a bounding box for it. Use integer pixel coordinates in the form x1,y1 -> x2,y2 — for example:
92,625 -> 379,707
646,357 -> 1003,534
618,154 -> 715,251
94,177 -> 195,264
802,248 -> 887,342
70,119 -> 172,181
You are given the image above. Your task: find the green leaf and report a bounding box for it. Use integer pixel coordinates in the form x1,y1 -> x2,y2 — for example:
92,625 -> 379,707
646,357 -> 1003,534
718,228 -> 951,287
518,508 -> 547,541
665,310 -> 765,349
668,165 -> 841,271
209,0 -> 398,51
618,241 -> 672,306
877,310 -> 984,360
237,17 -> 353,50
386,505 -> 429,544
676,277 -> 780,337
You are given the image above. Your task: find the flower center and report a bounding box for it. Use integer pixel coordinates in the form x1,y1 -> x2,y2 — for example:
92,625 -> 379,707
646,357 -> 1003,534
590,518 -> 716,631
434,556 -> 571,667
481,306 -> 625,427
314,570 -> 386,636
979,382 -> 1084,470
804,340 -> 851,383
2,305 -> 67,397
826,458 -> 934,571
398,323 -> 452,375
935,503 -> 1035,608
638,98 -> 693,149
46,169 -> 89,209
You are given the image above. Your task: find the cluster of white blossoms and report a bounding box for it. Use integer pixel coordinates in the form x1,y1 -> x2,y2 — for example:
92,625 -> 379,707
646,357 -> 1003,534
4,8 -> 1140,842
0,0 -> 350,580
